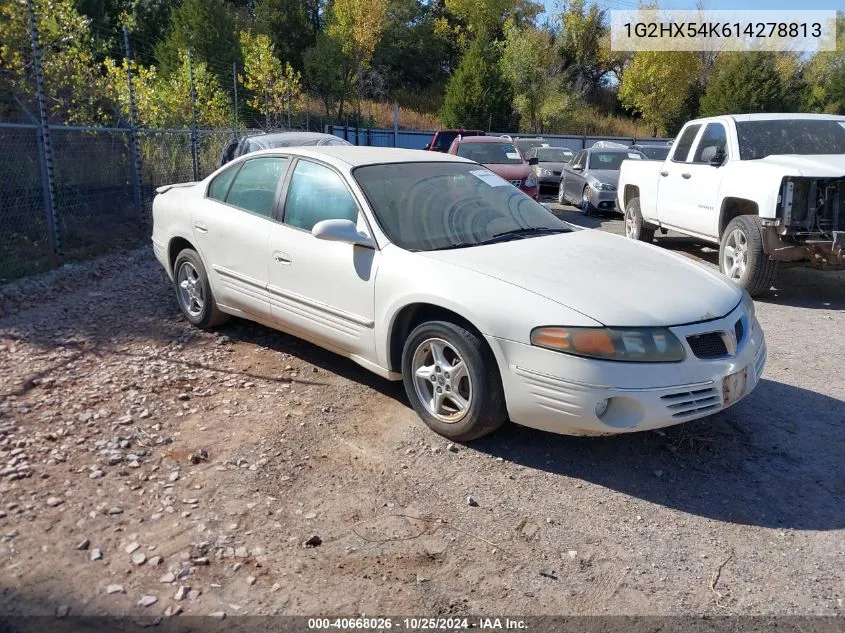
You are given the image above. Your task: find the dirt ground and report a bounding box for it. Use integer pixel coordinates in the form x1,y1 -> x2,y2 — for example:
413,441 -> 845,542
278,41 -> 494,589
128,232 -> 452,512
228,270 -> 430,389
0,204 -> 843,618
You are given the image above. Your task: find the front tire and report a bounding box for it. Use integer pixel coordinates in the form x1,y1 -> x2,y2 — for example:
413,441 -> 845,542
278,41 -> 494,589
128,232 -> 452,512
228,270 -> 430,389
173,248 -> 229,328
401,320 -> 507,442
719,215 -> 779,297
580,186 -> 592,216
557,182 -> 566,205
624,197 -> 655,243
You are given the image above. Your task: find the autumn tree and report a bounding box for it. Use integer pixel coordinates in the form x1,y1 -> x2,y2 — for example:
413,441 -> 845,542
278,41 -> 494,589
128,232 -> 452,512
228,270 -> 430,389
618,51 -> 700,136
501,21 -> 571,133
239,31 -> 303,129
802,12 -> 845,114
0,0 -> 107,123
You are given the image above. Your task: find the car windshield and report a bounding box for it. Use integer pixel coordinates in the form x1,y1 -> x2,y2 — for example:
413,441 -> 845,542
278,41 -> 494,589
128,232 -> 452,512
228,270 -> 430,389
353,162 -> 571,251
636,146 -> 671,160
588,151 -> 641,170
457,142 -> 524,164
735,119 -> 845,160
516,140 -> 546,152
536,148 -> 573,162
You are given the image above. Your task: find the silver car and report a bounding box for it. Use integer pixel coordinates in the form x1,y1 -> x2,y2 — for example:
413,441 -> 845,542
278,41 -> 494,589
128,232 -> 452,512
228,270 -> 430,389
525,147 -> 575,190
558,147 -> 645,215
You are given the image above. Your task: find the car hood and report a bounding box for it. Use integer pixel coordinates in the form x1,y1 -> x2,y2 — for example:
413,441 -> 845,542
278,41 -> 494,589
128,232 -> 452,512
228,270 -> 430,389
483,163 -> 531,180
421,230 -> 741,327
756,154 -> 845,177
585,169 -> 620,186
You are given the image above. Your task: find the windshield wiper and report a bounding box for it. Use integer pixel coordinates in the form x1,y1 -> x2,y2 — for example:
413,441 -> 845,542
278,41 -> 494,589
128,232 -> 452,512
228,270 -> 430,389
481,226 -> 571,244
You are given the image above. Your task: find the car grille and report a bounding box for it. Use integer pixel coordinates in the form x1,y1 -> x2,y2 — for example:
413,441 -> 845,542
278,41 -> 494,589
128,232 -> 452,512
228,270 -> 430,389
660,386 -> 721,418
686,332 -> 728,359
509,179 -> 522,187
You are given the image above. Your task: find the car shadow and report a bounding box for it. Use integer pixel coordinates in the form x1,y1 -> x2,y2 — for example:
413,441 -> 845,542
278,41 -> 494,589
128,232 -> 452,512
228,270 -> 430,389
470,378 -> 845,531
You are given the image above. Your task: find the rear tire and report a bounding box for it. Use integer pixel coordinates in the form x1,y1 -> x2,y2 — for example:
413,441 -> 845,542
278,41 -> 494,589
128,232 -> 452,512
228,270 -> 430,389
719,215 -> 779,297
624,197 -> 655,243
401,320 -> 507,442
173,249 -> 229,329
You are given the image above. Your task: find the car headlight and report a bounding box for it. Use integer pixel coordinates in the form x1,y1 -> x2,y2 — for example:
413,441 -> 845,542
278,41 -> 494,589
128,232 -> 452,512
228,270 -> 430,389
524,174 -> 538,188
530,326 -> 685,362
592,182 -> 615,191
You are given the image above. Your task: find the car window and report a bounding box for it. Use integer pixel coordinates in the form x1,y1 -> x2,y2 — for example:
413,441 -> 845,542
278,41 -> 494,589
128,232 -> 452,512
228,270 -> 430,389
588,151 -> 641,170
672,124 -> 702,162
208,163 -> 241,201
283,160 -> 358,232
537,148 -> 574,162
432,132 -> 459,151
692,123 -> 728,163
572,151 -> 586,168
456,142 -> 523,165
224,157 -> 289,217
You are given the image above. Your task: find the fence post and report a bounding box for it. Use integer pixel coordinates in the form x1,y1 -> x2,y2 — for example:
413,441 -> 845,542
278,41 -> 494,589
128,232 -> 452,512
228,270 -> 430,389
123,26 -> 143,219
366,127 -> 371,147
232,62 -> 239,138
26,0 -> 60,263
392,102 -> 399,148
187,50 -> 199,181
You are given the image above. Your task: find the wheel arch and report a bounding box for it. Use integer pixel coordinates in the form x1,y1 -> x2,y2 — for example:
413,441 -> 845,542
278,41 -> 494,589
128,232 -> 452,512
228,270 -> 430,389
719,198 -> 758,237
623,184 -> 640,209
168,236 -> 198,273
387,302 -> 488,374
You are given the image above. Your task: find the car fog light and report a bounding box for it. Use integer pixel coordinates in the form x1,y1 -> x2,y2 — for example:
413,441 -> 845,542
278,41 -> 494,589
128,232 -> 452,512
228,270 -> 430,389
595,398 -> 610,418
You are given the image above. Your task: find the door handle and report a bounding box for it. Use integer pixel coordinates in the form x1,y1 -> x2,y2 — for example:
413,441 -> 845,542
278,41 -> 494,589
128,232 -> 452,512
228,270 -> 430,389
194,221 -> 208,233
681,172 -> 691,179
660,170 -> 669,177
273,251 -> 291,265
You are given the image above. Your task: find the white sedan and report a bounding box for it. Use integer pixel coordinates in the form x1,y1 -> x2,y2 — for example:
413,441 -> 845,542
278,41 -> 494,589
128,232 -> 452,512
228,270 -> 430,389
152,147 -> 766,441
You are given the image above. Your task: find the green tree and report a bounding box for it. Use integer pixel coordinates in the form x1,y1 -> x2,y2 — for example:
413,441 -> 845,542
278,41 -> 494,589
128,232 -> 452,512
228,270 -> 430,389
253,0 -> 315,71
802,12 -> 845,114
500,20 -> 568,133
155,0 -> 240,88
0,0 -> 107,123
239,31 -> 303,128
441,35 -> 512,130
699,52 -> 794,117
303,33 -> 350,117
619,51 -> 700,136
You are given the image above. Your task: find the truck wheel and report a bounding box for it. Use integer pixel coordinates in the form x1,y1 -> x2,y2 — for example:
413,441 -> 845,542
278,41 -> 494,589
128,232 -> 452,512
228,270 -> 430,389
624,198 -> 655,243
719,216 -> 779,297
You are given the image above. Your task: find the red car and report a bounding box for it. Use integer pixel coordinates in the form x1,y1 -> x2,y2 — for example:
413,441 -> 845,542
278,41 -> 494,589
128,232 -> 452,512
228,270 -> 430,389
425,129 -> 485,153
447,135 -> 539,200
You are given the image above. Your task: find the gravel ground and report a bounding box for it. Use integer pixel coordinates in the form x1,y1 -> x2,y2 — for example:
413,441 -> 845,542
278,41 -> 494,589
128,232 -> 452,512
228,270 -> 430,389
0,206 -> 843,618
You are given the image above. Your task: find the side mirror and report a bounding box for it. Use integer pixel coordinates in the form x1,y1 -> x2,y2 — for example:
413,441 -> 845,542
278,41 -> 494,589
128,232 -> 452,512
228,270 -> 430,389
311,219 -> 376,248
424,143 -> 430,150
528,157 -> 539,166
572,164 -> 583,171
701,145 -> 725,166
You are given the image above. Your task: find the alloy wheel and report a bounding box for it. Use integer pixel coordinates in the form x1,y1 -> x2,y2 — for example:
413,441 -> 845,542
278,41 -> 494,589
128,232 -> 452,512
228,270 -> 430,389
411,338 -> 472,423
625,206 -> 638,239
723,228 -> 748,281
177,261 -> 204,317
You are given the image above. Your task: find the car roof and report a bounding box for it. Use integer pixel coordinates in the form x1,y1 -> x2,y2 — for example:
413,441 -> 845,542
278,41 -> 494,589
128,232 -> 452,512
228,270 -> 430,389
456,136 -> 514,144
586,147 -> 635,153
689,113 -> 845,124
234,146 -> 475,168
245,131 -> 348,147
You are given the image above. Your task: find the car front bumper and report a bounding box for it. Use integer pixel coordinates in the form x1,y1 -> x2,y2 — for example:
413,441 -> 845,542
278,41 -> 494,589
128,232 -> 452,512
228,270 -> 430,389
586,187 -> 618,211
487,306 -> 766,436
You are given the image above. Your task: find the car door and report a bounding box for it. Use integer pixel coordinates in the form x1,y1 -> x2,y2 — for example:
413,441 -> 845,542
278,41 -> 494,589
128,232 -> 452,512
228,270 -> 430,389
656,123 -> 702,231
678,122 -> 729,239
267,158 -> 379,360
192,156 -> 290,321
566,151 -> 587,202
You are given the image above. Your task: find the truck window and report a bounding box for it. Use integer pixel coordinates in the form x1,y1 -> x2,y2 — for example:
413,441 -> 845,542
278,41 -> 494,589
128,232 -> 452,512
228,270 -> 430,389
671,124 -> 702,163
692,123 -> 728,163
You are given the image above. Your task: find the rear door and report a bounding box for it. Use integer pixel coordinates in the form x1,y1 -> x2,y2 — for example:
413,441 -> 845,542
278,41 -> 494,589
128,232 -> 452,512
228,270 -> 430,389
192,156 -> 290,321
656,123 -> 702,230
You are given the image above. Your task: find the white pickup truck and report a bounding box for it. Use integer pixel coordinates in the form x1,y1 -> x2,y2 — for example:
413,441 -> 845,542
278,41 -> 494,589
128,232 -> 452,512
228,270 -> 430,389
617,113 -> 845,296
